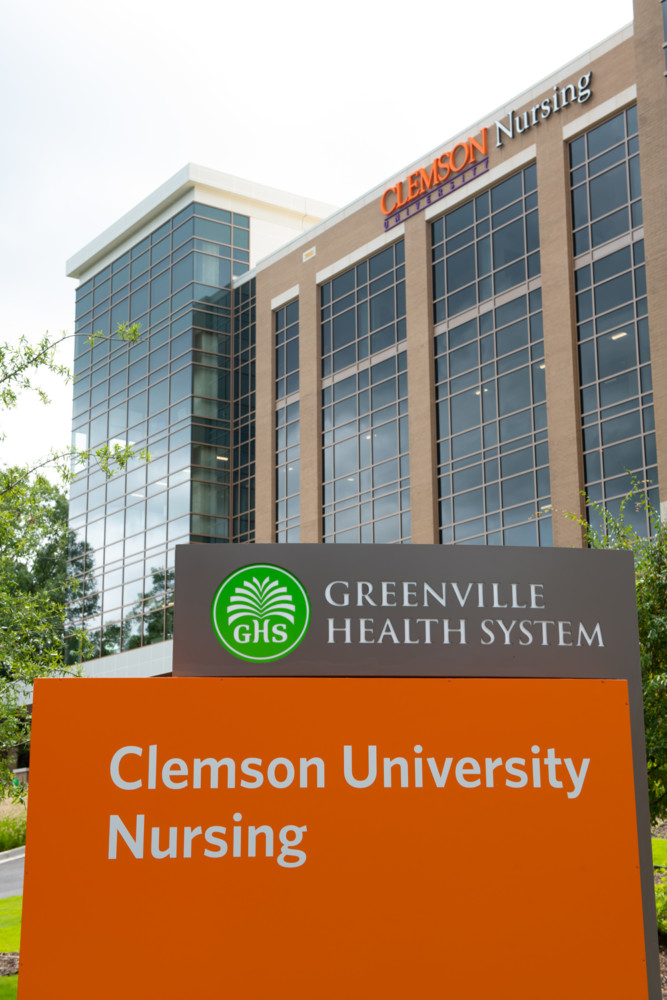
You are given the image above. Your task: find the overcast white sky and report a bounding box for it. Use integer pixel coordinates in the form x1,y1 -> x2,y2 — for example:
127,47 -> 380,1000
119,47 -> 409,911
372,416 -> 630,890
0,0 -> 634,473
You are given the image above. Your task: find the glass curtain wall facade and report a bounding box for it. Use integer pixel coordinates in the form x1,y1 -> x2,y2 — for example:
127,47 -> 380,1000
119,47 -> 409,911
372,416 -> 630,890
432,166 -> 551,545
321,242 -> 411,543
572,107 -> 658,535
67,204 -> 251,659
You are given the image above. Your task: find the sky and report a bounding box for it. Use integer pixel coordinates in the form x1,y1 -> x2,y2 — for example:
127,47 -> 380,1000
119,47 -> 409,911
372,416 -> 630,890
0,0 -> 634,473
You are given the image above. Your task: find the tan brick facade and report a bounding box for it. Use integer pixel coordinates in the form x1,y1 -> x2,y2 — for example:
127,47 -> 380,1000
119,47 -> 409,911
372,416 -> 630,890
251,5 -> 663,549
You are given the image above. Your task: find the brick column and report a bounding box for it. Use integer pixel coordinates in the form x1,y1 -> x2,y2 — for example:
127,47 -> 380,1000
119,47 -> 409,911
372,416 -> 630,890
404,217 -> 439,543
634,0 -> 667,514
253,280 -> 275,542
295,279 -> 322,542
537,130 -> 586,546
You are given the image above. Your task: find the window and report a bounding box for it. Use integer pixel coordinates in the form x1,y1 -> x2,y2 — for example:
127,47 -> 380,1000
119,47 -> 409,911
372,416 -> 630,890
432,165 -> 539,324
321,242 -> 405,377
434,290 -> 550,546
323,352 -> 410,544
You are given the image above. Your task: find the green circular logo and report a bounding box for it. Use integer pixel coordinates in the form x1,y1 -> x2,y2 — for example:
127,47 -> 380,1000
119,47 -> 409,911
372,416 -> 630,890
211,563 -> 311,662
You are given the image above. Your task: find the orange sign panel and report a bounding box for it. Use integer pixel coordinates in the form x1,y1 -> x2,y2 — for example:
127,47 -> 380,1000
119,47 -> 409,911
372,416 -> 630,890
20,677 -> 648,999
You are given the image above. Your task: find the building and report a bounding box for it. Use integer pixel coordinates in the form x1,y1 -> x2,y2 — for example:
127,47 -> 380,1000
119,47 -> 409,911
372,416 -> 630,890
65,0 -> 667,678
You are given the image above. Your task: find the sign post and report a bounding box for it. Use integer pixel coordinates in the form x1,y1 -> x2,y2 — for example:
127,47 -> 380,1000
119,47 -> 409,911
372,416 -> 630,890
19,545 -> 661,999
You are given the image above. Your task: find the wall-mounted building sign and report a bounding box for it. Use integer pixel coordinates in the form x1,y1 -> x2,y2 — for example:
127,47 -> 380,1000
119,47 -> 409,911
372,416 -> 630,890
380,71 -> 593,229
494,71 -> 593,147
382,130 -> 488,232
19,545 -> 660,998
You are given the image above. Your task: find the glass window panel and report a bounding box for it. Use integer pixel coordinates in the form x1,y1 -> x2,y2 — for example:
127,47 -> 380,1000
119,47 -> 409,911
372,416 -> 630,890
591,207 -> 629,248
331,310 -> 356,350
588,143 -> 626,179
453,464 -> 483,493
491,173 -> 522,212
368,246 -> 394,279
125,500 -> 146,536
597,331 -> 637,379
333,437 -> 358,477
602,437 -> 644,478
497,368 -> 531,416
450,319 -> 478,350
571,186 -> 588,229
453,489 -> 484,521
494,259 -> 526,295
499,410 -> 532,442
587,113 -> 625,159
371,379 -> 397,410
148,379 -> 168,414
594,272 -> 634,315
369,289 -> 396,331
331,270 -> 355,300
525,211 -> 540,253
500,447 -> 533,478
373,459 -> 399,486
172,255 -> 193,291
168,482 -> 190,519
445,201 -> 474,238
496,319 -> 528,357
504,522 -> 537,545
130,285 -> 149,319
476,236 -> 491,277
594,247 -> 632,284
146,490 -> 168,524
447,284 -> 477,317
629,155 -> 642,202
449,342 -> 478,377
502,472 -> 534,507
108,403 -> 127,438
369,271 -> 394,296
451,389 -> 481,434
372,423 -> 398,463
446,226 -> 474,255
601,411 -> 641,446
589,163 -> 628,221
452,428 -> 481,459
446,245 -> 476,292
150,271 -> 170,305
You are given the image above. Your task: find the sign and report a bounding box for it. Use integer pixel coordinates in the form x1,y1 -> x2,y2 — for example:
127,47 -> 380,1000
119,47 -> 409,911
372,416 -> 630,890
381,129 -> 488,231
494,71 -> 593,147
210,563 -> 311,662
173,544 -> 637,678
19,545 -> 661,998
379,70 -> 593,227
19,675 -> 655,998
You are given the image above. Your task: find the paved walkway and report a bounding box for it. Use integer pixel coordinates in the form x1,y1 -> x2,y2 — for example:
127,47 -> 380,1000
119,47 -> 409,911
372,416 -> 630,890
0,848 -> 24,898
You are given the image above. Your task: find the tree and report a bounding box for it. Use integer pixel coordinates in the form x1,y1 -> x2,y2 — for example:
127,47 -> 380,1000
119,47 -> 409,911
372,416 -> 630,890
569,488 -> 667,823
0,325 -> 147,492
0,324 -> 146,797
0,470 -> 75,790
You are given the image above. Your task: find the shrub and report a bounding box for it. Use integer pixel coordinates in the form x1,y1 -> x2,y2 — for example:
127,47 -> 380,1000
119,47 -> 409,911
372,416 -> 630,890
656,876 -> 667,936
0,815 -> 26,853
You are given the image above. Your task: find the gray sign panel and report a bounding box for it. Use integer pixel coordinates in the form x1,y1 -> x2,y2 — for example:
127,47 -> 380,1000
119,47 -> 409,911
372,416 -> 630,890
173,543 -> 638,680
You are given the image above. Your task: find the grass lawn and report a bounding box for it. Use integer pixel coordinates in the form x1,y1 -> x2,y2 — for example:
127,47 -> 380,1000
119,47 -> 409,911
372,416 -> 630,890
0,896 -> 20,1000
653,837 -> 667,867
0,897 -> 21,953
